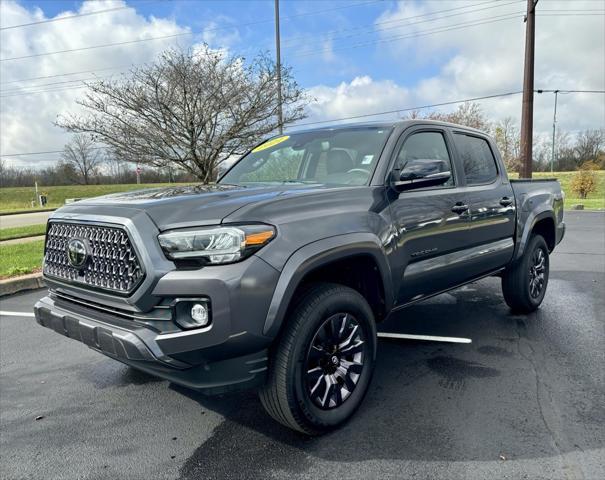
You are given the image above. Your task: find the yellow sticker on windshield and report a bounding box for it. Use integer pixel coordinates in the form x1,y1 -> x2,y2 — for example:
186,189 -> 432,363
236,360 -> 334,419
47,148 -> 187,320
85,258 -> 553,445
252,136 -> 290,152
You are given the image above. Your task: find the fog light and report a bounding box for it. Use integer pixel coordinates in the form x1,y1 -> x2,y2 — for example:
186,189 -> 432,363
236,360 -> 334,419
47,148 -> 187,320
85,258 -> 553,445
190,303 -> 209,326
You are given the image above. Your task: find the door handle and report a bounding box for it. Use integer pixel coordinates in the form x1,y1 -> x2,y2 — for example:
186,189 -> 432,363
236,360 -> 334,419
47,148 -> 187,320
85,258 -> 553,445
451,203 -> 469,214
499,197 -> 513,207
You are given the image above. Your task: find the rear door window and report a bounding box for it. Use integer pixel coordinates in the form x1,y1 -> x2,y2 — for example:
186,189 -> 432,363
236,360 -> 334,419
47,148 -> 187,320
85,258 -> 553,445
453,134 -> 498,185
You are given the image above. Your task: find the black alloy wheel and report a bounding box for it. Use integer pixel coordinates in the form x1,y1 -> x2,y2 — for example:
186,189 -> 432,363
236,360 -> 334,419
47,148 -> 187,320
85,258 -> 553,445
259,283 -> 377,434
529,246 -> 547,299
304,313 -> 366,410
502,234 -> 550,313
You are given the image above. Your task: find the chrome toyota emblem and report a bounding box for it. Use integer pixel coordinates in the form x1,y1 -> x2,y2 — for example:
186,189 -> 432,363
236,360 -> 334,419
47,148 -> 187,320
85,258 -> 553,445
67,238 -> 88,268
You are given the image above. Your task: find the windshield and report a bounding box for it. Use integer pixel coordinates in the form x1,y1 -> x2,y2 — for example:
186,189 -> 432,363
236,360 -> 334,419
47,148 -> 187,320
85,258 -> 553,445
220,126 -> 392,186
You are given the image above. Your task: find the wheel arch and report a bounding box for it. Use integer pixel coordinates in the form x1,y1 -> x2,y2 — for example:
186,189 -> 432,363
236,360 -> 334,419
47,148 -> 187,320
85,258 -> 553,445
514,209 -> 557,260
262,233 -> 394,338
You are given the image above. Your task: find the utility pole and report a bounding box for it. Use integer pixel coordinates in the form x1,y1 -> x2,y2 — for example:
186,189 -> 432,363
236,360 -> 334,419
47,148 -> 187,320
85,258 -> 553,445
550,89 -> 559,173
519,0 -> 538,179
274,0 -> 283,135
537,88 -> 560,173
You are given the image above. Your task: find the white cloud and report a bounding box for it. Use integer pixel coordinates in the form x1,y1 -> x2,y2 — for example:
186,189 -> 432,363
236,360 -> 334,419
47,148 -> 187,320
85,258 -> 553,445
0,0 -> 192,167
306,75 -> 411,124
302,0 -> 604,135
1,0 -> 603,169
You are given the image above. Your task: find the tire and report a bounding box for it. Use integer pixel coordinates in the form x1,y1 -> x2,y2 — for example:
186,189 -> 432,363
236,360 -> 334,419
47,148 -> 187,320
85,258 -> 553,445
502,234 -> 550,313
259,283 -> 377,435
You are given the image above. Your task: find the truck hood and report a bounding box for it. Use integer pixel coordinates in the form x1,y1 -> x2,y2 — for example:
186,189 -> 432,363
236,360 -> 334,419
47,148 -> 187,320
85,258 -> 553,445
70,183 -> 340,230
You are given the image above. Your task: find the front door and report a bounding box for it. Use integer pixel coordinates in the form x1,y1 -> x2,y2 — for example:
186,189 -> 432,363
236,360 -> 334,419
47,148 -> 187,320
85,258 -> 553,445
387,127 -> 471,305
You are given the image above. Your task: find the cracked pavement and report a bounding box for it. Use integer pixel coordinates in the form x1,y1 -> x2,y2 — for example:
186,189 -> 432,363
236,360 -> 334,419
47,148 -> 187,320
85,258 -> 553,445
1,211 -> 603,480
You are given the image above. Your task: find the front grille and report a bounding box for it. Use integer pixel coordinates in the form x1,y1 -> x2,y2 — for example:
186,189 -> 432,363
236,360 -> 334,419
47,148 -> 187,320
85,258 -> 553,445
43,222 -> 144,295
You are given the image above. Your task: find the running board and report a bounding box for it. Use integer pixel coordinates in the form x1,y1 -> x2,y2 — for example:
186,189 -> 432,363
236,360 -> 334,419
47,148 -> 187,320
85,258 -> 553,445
377,333 -> 472,344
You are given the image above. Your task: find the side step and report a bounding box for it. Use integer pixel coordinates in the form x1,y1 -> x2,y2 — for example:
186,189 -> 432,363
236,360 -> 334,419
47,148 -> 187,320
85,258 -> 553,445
377,333 -> 472,344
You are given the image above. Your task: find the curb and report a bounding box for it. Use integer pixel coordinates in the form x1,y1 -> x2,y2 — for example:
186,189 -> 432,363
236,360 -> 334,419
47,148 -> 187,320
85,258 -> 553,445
0,208 -> 56,216
0,235 -> 46,246
0,273 -> 46,297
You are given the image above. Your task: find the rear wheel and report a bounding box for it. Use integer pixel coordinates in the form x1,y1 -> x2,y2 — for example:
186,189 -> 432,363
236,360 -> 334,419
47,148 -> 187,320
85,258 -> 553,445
259,283 -> 377,435
502,234 -> 549,313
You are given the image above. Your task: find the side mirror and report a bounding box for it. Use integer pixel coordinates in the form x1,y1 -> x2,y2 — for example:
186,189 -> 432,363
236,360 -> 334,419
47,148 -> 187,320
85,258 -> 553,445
392,159 -> 451,191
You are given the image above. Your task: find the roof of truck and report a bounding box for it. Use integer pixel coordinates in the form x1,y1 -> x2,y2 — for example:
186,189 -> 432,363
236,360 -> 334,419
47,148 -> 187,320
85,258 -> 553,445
289,119 -> 487,136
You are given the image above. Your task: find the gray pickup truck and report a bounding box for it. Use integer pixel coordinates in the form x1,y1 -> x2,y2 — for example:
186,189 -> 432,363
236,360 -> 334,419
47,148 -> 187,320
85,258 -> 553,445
35,120 -> 565,434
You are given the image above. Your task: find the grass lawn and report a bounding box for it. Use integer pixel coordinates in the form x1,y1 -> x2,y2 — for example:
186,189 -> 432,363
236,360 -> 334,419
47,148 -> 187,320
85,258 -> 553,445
1,173 -> 603,213
509,171 -> 605,210
0,239 -> 45,279
0,183 -> 195,214
0,224 -> 47,241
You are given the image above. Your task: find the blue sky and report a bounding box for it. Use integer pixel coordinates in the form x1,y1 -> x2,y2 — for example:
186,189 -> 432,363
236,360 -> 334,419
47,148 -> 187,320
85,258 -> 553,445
11,0 -> 452,88
1,0 -> 603,165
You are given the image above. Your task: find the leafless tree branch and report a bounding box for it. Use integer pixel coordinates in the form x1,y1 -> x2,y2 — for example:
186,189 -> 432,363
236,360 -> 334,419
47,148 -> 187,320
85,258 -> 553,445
56,46 -> 308,182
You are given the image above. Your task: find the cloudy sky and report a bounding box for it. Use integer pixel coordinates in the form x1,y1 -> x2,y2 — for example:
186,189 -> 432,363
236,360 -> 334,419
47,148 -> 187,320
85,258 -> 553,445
1,0 -> 604,168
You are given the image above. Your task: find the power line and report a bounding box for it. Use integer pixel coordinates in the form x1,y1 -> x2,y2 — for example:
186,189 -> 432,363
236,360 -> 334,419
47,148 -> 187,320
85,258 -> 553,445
294,91 -> 525,127
281,2 -> 602,48
286,8 -> 524,52
292,12 -> 524,59
281,0 -> 508,46
2,13 -> 527,90
0,5 -> 131,30
1,147 -> 105,159
0,74 -> 119,94
537,89 -> 605,93
5,88 -> 603,157
0,66 -> 131,85
4,1 -> 593,80
0,1 -> 382,62
1,31 -> 192,62
294,89 -> 605,127
0,84 -> 87,98
1,13 -> 525,95
1,0 -> 501,82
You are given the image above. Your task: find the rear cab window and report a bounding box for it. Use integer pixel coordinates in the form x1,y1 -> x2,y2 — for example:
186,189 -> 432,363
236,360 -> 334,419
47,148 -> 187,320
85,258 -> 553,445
453,133 -> 498,185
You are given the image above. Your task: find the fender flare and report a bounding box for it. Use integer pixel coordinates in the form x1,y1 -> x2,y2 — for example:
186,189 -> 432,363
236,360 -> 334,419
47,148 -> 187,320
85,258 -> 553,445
514,209 -> 556,261
262,233 -> 394,337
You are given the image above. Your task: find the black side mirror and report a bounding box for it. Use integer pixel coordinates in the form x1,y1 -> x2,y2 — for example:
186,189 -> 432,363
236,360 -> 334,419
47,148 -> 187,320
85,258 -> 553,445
392,159 -> 451,191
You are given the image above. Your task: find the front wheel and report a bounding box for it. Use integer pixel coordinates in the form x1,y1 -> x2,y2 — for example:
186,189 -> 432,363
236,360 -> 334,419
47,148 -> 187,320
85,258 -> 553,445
259,283 -> 377,435
502,234 -> 550,313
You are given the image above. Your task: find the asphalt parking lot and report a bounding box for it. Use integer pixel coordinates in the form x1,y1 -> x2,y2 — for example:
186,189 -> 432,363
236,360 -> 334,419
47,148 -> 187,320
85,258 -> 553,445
1,211 -> 603,480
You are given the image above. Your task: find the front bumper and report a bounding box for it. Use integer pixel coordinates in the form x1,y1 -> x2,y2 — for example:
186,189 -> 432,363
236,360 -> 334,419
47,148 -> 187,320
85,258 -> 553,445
37,210 -> 282,393
34,294 -> 269,394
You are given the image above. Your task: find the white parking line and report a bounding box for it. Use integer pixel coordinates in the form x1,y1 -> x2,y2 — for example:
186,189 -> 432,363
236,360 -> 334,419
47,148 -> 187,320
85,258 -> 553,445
377,332 -> 472,344
0,311 -> 35,318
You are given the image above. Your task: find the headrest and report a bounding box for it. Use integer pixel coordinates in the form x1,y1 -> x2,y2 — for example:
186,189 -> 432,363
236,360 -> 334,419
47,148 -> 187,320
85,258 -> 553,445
327,150 -> 354,174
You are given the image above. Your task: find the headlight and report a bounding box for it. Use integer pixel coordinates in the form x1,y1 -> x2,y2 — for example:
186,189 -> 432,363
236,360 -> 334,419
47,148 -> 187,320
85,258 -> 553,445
158,224 -> 275,264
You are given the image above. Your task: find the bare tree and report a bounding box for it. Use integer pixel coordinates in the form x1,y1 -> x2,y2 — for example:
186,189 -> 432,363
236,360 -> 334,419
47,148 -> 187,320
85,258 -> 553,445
61,134 -> 102,185
0,158 -> 6,187
56,47 -> 307,183
494,117 -> 521,171
406,102 -> 492,131
574,129 -> 604,165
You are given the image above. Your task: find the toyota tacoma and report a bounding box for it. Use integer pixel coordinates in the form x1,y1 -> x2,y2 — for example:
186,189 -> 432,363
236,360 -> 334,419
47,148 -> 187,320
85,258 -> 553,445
35,120 -> 565,434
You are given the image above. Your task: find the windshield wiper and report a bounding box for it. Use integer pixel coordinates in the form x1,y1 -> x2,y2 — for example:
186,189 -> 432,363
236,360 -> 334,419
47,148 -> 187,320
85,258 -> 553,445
218,182 -> 247,188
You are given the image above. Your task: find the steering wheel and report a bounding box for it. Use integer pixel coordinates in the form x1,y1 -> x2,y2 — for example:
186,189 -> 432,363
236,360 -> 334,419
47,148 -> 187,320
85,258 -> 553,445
343,168 -> 371,185
346,168 -> 371,175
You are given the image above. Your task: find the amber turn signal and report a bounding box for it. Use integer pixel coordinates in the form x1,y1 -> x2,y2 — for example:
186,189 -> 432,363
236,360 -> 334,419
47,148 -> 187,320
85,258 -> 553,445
245,230 -> 275,246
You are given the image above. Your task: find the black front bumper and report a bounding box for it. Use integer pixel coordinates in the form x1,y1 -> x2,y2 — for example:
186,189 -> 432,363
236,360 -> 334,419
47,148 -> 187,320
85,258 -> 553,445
34,295 -> 268,395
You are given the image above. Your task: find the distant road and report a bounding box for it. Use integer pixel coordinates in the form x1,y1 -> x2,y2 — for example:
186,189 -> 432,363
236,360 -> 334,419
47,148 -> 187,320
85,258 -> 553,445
0,211 -> 51,228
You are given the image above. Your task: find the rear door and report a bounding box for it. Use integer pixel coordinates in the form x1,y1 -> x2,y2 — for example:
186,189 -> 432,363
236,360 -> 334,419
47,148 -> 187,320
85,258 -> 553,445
450,130 -> 516,276
387,126 -> 471,304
